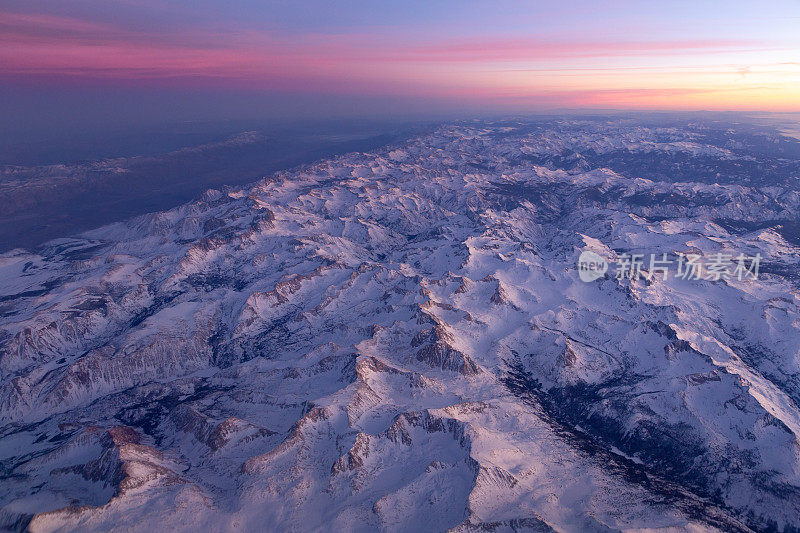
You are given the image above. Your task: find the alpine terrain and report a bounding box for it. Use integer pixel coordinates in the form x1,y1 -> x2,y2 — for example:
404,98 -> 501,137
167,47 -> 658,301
2,117 -> 800,532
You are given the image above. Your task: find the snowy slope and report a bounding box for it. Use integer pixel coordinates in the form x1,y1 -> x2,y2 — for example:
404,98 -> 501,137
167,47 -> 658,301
2,119 -> 800,532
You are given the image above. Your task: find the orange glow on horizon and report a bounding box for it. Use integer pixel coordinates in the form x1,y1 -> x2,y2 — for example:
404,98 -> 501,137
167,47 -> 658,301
1,9 -> 799,111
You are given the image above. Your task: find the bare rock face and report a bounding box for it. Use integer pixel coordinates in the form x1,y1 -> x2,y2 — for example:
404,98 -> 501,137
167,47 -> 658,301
411,326 -> 480,376
3,119 -> 800,532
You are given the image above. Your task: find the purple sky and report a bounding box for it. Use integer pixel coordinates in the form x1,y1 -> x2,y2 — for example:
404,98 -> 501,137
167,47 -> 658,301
1,0 -> 799,127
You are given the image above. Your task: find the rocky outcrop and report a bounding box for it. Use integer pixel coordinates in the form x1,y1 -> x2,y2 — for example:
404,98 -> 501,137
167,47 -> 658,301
2,119 -> 800,532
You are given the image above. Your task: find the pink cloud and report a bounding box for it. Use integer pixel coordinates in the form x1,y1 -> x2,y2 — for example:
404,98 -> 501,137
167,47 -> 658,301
1,9 -> 796,112
0,12 -> 359,86
0,11 -> 767,75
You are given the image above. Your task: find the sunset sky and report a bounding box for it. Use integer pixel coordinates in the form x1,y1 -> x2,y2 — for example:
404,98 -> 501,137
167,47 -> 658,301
2,0 -> 800,123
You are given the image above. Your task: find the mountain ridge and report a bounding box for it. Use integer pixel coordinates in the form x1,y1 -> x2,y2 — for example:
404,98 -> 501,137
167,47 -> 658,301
2,119 -> 800,532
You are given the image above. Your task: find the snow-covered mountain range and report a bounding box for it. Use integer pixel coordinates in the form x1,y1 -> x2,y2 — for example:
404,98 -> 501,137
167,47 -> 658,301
2,118 -> 800,532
